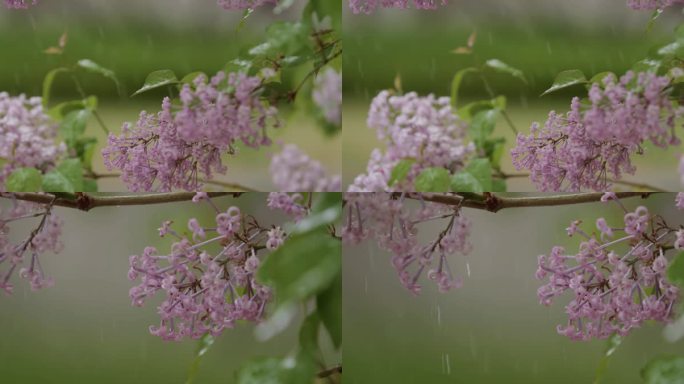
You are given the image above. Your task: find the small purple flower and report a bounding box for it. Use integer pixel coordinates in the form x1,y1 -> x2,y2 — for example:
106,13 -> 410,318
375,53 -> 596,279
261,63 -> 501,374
627,0 -> 684,9
350,91 -> 474,192
4,0 -> 37,9
343,192 -> 472,295
0,93 -> 65,187
0,198 -> 63,295
312,68 -> 342,127
217,0 -> 277,10
103,71 -> 278,192
266,227 -> 285,250
270,144 -> 341,192
537,201 -> 680,341
349,0 -> 447,14
128,196 -> 277,341
512,71 -> 682,192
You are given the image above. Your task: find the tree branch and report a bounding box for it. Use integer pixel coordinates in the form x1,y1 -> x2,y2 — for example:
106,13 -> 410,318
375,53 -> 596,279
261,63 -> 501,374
1,192 -> 242,212
401,192 -> 655,213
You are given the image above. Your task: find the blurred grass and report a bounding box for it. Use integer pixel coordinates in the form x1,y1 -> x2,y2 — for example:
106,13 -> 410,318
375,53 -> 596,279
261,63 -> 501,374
343,18 -> 676,101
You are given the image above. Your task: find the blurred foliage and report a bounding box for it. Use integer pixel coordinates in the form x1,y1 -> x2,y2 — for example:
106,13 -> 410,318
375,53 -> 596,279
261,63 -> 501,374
344,21 -> 672,101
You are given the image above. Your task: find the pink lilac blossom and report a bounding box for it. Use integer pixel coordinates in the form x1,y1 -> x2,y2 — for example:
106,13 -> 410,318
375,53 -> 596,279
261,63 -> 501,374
266,227 -> 285,250
128,194 -> 278,341
217,0 -> 277,10
266,192 -> 308,221
349,0 -> 447,14
350,91 -> 474,192
103,71 -> 278,192
536,195 -> 680,340
4,0 -> 37,9
0,196 -> 63,295
270,144 -> 341,192
343,192 -> 472,294
628,0 -> 684,9
0,93 -> 65,186
313,68 -> 342,127
512,71 -> 682,192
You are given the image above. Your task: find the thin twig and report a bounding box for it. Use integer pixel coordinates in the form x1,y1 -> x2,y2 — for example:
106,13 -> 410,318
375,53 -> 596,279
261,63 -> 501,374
1,192 -> 241,212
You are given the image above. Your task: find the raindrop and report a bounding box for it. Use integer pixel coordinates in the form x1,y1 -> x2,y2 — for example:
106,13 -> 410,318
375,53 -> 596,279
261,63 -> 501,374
445,353 -> 451,375
436,304 -> 441,326
466,262 -> 471,277
546,42 -> 552,55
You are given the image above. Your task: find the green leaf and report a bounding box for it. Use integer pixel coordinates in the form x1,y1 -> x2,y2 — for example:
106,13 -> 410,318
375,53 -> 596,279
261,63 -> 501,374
414,167 -> 451,192
485,59 -> 527,84
59,109 -> 91,148
257,229 -> 341,306
667,252 -> 684,287
248,22 -> 309,58
132,70 -> 179,97
470,109 -> 499,146
317,270 -> 341,349
6,168 -> 43,192
541,69 -> 587,96
632,59 -> 662,74
77,59 -> 123,95
450,172 -> 483,193
290,193 -> 341,235
299,312 -> 320,356
181,71 -> 206,85
48,96 -> 98,121
42,159 -> 84,192
185,334 -> 215,384
466,158 -> 493,191
236,355 -> 316,384
664,314 -> 684,343
82,178 -> 98,192
491,178 -> 507,192
388,159 -> 416,186
42,67 -> 70,108
450,67 -> 479,108
273,0 -> 296,13
589,71 -> 615,85
484,138 -> 506,169
42,172 -> 74,193
594,334 -> 622,384
642,356 -> 684,384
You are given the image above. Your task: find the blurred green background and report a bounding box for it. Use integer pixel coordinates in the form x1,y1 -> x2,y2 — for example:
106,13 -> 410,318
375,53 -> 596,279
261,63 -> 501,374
0,1 -> 341,191
0,193 -> 340,383
342,0 -> 684,190
343,193 -> 684,383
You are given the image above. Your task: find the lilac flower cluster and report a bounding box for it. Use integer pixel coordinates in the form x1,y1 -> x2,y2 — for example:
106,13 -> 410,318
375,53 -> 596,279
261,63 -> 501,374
512,71 -> 681,192
627,0 -> 684,9
313,68 -> 342,127
0,93 -> 65,186
0,196 -> 63,295
266,192 -> 309,221
103,71 -> 278,192
350,91 -> 474,192
349,0 -> 447,14
270,144 -> 341,192
217,0 -> 277,10
4,0 -> 37,9
128,193 -> 287,341
343,193 -> 472,294
536,193 -> 680,340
